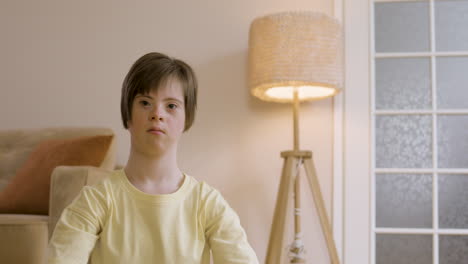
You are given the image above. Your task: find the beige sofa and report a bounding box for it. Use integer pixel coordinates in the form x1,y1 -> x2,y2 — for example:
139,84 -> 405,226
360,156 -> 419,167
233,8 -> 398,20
0,127 -> 118,264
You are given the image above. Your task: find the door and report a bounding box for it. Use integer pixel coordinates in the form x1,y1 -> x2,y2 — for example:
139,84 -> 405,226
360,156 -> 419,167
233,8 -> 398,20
341,0 -> 468,263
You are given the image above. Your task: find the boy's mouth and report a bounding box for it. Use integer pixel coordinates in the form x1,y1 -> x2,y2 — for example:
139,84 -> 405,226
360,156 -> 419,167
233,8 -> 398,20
147,127 -> 166,134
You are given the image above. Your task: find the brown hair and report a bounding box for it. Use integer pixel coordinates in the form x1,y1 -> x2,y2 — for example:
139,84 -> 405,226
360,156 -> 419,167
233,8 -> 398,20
121,52 -> 198,132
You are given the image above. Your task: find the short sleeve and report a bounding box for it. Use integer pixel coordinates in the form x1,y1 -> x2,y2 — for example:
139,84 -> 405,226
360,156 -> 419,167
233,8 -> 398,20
48,185 -> 108,264
202,187 -> 259,264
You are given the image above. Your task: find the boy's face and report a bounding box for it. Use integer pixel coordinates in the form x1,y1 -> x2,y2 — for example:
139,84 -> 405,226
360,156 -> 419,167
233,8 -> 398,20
127,77 -> 186,156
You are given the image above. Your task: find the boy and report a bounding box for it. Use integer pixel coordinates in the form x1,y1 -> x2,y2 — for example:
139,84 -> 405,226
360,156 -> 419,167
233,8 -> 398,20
48,52 -> 259,263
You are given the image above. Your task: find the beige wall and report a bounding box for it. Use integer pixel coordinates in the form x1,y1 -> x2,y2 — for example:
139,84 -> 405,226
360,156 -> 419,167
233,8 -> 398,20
0,0 -> 335,262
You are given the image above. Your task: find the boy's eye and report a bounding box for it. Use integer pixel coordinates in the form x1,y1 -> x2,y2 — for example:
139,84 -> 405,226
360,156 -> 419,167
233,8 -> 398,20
140,100 -> 151,107
168,103 -> 178,110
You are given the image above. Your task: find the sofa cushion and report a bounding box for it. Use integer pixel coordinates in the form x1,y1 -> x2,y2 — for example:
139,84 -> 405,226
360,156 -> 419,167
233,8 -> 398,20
0,127 -> 116,192
0,214 -> 48,264
0,214 -> 48,224
0,135 -> 113,215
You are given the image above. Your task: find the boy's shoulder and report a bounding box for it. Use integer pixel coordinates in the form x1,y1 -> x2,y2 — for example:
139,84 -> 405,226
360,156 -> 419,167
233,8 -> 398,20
187,174 -> 215,193
82,169 -> 123,194
187,174 -> 226,202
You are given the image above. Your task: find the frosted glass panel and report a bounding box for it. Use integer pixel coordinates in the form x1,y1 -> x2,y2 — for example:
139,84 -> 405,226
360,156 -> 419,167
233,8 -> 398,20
374,2 -> 430,52
437,57 -> 468,109
438,115 -> 468,168
376,115 -> 432,168
376,234 -> 432,264
435,0 -> 468,51
376,58 -> 431,110
440,235 -> 468,264
439,174 -> 468,228
376,174 -> 432,228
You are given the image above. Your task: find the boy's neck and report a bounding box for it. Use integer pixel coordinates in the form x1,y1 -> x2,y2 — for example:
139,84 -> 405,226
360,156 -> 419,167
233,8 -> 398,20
124,147 -> 183,187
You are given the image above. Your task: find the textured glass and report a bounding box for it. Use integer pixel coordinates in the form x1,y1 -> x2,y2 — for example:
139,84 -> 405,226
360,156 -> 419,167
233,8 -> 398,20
376,234 -> 432,264
439,174 -> 468,228
376,115 -> 432,168
376,174 -> 432,228
437,57 -> 468,109
440,235 -> 468,264
435,0 -> 468,51
376,58 -> 431,110
438,115 -> 468,168
374,2 -> 430,52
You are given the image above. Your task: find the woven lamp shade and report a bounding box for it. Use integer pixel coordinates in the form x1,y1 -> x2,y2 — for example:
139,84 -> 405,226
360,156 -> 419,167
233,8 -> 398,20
248,11 -> 343,103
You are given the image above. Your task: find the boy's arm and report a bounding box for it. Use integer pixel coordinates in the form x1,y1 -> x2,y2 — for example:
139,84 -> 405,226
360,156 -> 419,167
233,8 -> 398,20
48,185 -> 107,264
203,189 -> 259,264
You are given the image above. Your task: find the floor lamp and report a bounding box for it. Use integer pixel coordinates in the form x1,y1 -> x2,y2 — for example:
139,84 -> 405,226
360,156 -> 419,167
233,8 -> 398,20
248,11 -> 343,264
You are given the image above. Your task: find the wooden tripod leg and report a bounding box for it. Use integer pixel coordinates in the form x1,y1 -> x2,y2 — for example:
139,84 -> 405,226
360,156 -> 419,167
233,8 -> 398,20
265,156 -> 295,264
303,157 -> 340,264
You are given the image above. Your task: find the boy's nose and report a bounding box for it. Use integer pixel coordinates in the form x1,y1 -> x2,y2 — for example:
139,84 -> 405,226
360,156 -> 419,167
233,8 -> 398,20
150,113 -> 163,121
150,115 -> 162,121
150,107 -> 164,121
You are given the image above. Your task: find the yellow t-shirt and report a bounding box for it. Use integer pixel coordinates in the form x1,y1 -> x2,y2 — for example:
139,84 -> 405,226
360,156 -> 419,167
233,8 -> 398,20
48,169 -> 259,264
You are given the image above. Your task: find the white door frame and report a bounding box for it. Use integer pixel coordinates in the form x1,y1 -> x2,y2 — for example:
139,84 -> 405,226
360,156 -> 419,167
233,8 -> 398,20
333,0 -> 372,263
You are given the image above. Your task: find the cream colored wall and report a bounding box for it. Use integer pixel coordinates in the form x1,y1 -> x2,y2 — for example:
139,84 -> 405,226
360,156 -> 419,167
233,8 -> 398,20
0,0 -> 335,262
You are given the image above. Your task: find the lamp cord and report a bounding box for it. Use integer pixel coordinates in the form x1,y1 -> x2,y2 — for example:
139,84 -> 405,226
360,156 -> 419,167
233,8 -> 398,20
287,158 -> 306,262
